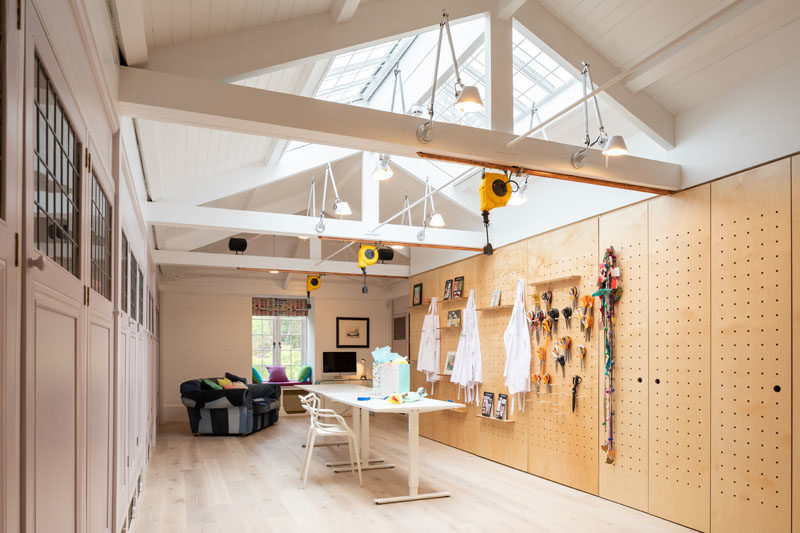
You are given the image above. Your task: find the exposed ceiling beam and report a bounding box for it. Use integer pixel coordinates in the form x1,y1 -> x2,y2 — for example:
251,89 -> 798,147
496,0 -> 527,21
119,67 -> 681,192
157,145 -> 357,205
331,0 -> 361,23
514,0 -> 676,149
147,202 -> 487,249
110,0 -> 148,65
153,250 -> 408,278
624,0 -> 761,93
143,0 -> 489,81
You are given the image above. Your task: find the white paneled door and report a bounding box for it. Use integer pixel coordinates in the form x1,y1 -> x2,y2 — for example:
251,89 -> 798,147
23,8 -> 87,532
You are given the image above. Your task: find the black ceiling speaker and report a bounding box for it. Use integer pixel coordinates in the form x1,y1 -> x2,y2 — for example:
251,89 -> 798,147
377,247 -> 395,261
228,237 -> 247,254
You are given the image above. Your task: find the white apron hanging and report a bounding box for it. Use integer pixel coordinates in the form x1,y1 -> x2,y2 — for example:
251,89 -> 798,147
450,289 -> 482,404
503,278 -> 531,416
416,297 -> 440,393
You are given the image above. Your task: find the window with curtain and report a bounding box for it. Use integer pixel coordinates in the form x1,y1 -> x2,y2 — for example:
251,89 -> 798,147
252,297 -> 308,381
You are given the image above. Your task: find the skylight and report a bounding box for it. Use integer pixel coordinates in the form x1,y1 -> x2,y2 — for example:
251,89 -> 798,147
512,27 -> 579,134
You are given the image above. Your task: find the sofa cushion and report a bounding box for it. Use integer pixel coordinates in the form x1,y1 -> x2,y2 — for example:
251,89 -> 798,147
252,367 -> 263,384
266,366 -> 289,383
217,378 -> 233,387
225,372 -> 248,384
253,398 -> 280,415
297,365 -> 312,383
231,381 -> 247,389
203,378 -> 223,390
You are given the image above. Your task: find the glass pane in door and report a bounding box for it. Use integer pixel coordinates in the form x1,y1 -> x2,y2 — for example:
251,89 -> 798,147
252,316 -> 275,378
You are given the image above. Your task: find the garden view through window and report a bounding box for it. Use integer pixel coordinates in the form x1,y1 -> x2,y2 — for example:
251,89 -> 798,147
252,315 -> 306,381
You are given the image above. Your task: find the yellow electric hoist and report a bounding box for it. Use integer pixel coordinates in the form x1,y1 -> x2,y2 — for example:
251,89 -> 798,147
358,244 -> 379,294
479,169 -> 516,255
306,274 -> 321,307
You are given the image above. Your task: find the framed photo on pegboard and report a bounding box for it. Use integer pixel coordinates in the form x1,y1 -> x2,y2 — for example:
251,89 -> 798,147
412,283 -> 423,306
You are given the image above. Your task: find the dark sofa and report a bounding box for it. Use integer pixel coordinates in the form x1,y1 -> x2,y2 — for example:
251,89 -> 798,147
180,373 -> 281,435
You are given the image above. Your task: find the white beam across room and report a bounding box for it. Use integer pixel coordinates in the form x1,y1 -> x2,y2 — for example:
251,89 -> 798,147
330,0 -> 361,23
514,0 -> 676,149
147,202 -> 486,249
119,68 -> 681,192
109,0 -> 148,65
144,0 -> 490,81
153,250 -> 409,278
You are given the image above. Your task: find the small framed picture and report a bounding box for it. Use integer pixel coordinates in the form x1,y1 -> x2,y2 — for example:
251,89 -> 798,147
490,289 -> 501,307
496,393 -> 508,420
447,309 -> 461,327
412,283 -> 423,306
452,276 -> 464,298
443,279 -> 453,300
336,317 -> 370,348
443,351 -> 457,375
481,392 -> 495,417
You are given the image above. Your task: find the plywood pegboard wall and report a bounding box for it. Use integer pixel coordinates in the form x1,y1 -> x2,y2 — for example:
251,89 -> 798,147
710,159 -> 792,532
597,202 -> 649,512
406,155 -> 798,533
526,218 -> 599,495
647,184 -> 711,531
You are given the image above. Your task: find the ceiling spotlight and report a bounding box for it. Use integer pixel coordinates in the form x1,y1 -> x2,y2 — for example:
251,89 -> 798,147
416,10 -> 484,143
602,135 -> 628,157
454,85 -> 484,113
269,270 -> 279,274
428,212 -> 445,227
298,235 -> 310,240
390,243 -> 406,250
372,154 -> 393,181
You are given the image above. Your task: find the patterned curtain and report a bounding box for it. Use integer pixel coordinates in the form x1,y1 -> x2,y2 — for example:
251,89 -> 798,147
252,297 -> 309,317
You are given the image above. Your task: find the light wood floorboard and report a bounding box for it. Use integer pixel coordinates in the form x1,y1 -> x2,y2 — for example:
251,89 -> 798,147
135,413 -> 693,533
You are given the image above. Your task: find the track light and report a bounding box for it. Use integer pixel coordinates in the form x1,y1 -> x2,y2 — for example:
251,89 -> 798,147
416,10 -> 484,144
372,154 -> 393,181
602,135 -> 628,157
571,62 -> 627,168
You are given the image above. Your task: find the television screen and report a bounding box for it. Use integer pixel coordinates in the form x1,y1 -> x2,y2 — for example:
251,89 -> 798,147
322,351 -> 358,373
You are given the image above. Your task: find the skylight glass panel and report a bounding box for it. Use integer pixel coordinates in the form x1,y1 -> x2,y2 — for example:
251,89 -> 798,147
512,28 -> 578,132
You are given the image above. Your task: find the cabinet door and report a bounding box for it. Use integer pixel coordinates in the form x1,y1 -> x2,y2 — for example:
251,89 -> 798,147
710,160 -> 791,532
648,185 -> 711,531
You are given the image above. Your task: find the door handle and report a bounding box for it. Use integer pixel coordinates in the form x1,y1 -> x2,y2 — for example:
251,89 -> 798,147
27,255 -> 45,270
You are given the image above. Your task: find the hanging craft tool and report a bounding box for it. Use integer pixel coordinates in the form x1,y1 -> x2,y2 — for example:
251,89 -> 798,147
552,347 -> 566,377
535,309 -> 546,339
561,306 -> 572,328
541,315 -> 553,339
528,310 -> 540,343
536,346 -> 547,375
576,344 -> 586,371
541,289 -> 552,312
543,373 -> 552,393
533,374 -> 541,394
571,375 -> 582,412
578,295 -> 594,341
548,308 -> 560,334
595,246 -> 621,464
569,286 -> 579,311
558,336 -> 572,362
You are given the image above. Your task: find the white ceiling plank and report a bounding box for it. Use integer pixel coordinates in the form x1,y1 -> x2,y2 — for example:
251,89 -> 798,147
119,66 -> 681,192
361,152 -> 379,224
514,0 -> 676,149
110,0 -> 149,65
153,250 -> 409,277
330,0 -> 361,23
624,0 -> 760,93
143,0 -> 490,81
496,0 -> 527,20
147,202 -> 487,249
157,145 -> 358,205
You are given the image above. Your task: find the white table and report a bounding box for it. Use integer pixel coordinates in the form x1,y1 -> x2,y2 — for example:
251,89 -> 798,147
297,383 -> 465,504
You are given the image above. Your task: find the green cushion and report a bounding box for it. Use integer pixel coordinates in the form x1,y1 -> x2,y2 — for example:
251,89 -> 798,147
252,367 -> 263,384
203,378 -> 222,390
297,365 -> 312,383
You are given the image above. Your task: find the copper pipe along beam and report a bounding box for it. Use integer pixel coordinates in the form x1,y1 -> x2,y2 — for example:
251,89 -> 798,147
416,152 -> 673,196
237,267 -> 407,279
318,235 -> 484,252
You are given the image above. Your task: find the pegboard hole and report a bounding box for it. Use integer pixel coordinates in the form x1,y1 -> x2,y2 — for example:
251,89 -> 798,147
773,385 -> 781,393
655,378 -> 660,384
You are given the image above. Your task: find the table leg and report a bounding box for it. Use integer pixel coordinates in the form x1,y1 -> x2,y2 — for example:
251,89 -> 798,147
373,411 -> 450,504
328,406 -> 394,471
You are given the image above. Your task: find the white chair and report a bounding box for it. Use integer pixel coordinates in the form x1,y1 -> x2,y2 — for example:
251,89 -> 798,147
299,393 -> 363,488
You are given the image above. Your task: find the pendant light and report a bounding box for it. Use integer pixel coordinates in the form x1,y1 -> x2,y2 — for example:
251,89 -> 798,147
391,194 -> 412,250
571,62 -> 627,168
416,10 -> 485,144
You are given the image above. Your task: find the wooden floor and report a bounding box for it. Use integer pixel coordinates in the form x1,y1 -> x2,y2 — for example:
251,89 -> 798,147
135,413 -> 692,533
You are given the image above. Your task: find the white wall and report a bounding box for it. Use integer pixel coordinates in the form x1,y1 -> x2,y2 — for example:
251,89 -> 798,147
159,275 -> 393,422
